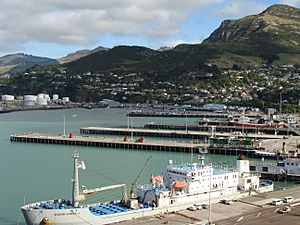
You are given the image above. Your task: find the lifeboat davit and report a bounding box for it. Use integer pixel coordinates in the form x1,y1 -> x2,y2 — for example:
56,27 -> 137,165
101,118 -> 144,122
173,181 -> 187,189
150,176 -> 163,183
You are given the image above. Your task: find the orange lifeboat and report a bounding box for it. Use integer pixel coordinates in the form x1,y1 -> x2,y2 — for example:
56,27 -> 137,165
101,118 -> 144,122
68,133 -> 74,138
173,181 -> 187,189
150,176 -> 163,183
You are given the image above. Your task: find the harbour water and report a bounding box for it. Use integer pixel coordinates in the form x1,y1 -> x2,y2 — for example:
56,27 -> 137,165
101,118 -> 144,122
0,108 -> 294,225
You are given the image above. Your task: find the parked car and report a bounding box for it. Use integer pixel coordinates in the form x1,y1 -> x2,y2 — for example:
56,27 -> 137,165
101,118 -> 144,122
272,199 -> 283,206
201,204 -> 209,209
220,199 -> 233,205
283,196 -> 294,203
193,203 -> 202,210
278,206 -> 291,214
187,205 -> 197,211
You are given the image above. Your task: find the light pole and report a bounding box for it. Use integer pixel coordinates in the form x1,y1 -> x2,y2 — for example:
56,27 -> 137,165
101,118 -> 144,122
127,116 -> 129,130
130,116 -> 133,140
185,109 -> 188,133
208,164 -> 213,225
63,115 -> 66,137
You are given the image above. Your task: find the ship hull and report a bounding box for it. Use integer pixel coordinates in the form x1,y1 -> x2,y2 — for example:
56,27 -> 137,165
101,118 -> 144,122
22,206 -> 158,225
21,185 -> 273,225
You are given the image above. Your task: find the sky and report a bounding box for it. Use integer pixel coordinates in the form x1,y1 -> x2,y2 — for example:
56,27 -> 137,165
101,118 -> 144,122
0,0 -> 299,59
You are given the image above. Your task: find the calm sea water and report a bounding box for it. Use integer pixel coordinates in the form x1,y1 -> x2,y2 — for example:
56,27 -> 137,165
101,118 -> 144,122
0,108 -> 293,225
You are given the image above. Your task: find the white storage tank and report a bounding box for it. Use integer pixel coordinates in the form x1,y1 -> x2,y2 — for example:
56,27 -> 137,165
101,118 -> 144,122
23,100 -> 35,106
37,97 -> 48,106
24,95 -> 37,102
62,97 -> 70,103
44,94 -> 50,102
37,93 -> 46,99
1,95 -> 14,101
53,94 -> 59,101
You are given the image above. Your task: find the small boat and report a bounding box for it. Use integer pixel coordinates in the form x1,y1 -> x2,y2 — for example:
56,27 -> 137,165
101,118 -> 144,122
253,150 -> 277,159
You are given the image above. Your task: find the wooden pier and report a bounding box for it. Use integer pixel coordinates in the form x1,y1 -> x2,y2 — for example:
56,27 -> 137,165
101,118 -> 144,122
128,112 -> 260,118
10,133 -> 260,156
10,133 -> 206,152
80,127 -> 286,140
143,123 -> 300,136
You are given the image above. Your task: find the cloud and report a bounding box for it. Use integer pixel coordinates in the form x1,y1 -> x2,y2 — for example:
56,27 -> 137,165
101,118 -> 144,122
214,0 -> 268,17
0,0 -> 222,51
279,0 -> 300,5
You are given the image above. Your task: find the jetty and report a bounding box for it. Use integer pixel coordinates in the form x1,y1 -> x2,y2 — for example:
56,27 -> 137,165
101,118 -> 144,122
144,123 -> 300,136
80,127 -> 285,140
128,111 -> 260,118
10,133 -> 259,156
10,133 -> 205,152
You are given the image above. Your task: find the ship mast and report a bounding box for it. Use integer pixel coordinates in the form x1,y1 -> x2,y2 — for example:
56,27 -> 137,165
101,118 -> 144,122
72,151 -> 85,207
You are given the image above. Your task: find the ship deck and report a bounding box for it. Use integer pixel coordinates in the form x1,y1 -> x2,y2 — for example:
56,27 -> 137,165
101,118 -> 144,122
88,203 -> 131,216
25,199 -> 151,216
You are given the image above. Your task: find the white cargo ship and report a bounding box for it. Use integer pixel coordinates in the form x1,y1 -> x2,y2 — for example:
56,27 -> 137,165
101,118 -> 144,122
21,153 -> 273,225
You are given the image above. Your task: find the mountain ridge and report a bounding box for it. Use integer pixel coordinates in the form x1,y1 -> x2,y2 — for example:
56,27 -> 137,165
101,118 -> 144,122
58,46 -> 109,64
1,4 -> 299,76
0,53 -> 58,75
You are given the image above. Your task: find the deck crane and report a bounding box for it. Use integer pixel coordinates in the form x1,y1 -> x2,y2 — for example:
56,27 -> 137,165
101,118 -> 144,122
129,156 -> 152,199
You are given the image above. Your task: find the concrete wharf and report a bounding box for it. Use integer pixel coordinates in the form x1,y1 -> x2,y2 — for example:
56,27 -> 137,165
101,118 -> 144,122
128,112 -> 259,118
80,127 -> 285,140
119,185 -> 300,225
9,133 -> 258,156
10,133 -> 205,152
144,123 -> 300,136
128,112 -> 207,118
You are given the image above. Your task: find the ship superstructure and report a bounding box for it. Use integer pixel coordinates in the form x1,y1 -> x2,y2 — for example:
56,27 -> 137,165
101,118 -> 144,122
21,154 -> 273,225
137,155 -> 261,207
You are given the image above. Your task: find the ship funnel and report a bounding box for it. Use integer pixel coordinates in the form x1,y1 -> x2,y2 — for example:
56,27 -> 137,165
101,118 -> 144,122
236,155 -> 249,177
